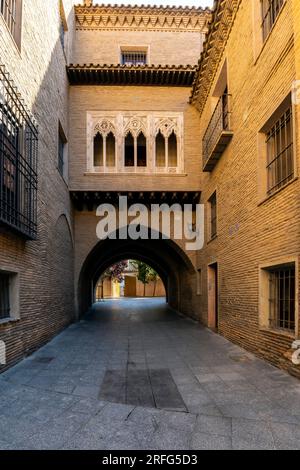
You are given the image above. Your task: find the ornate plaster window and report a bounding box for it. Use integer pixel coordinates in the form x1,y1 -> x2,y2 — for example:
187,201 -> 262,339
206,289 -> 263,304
155,119 -> 179,169
93,119 -> 116,169
124,117 -> 147,169
87,112 -> 184,174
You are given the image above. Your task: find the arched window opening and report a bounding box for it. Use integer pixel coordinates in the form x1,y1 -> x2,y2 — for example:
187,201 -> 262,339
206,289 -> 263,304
106,132 -> 116,167
137,133 -> 147,167
156,131 -> 166,167
125,133 -> 135,167
94,133 -> 103,167
168,131 -> 178,167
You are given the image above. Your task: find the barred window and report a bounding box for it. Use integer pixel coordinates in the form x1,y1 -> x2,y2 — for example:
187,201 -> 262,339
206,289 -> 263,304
261,0 -> 284,41
121,51 -> 147,66
266,107 -> 294,195
0,0 -> 22,47
268,264 -> 295,332
0,272 -> 10,320
209,192 -> 217,239
0,65 -> 38,239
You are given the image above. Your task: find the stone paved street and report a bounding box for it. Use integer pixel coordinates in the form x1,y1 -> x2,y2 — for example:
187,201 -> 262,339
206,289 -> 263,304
1,298 -> 300,450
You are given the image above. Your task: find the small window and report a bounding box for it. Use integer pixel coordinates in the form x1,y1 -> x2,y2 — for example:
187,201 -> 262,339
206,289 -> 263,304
137,133 -> 147,167
168,131 -> 178,167
197,269 -> 202,296
261,0 -> 284,41
268,264 -> 295,332
156,131 -> 166,168
94,133 -> 104,167
209,192 -> 217,239
106,132 -> 116,167
121,51 -> 147,66
266,106 -> 294,195
58,123 -> 67,177
0,272 -> 10,320
0,0 -> 22,49
125,133 -> 135,167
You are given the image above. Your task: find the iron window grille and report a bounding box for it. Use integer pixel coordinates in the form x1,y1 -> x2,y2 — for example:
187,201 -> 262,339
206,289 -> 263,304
268,265 -> 295,332
0,64 -> 38,239
121,51 -> 147,66
261,0 -> 284,41
209,192 -> 217,239
266,107 -> 293,195
0,272 -> 10,320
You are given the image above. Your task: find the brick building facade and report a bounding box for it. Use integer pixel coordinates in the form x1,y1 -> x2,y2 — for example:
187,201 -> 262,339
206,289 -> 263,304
0,0 -> 300,379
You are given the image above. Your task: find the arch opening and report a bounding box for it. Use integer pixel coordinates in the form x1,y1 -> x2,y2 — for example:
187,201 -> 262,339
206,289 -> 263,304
77,229 -> 195,319
94,259 -> 167,302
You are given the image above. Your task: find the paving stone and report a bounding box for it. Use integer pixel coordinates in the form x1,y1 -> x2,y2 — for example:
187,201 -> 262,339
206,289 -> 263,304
1,298 -> 300,450
270,421 -> 300,450
191,432 -> 232,450
232,418 -> 275,450
72,385 -> 101,399
195,415 -> 232,437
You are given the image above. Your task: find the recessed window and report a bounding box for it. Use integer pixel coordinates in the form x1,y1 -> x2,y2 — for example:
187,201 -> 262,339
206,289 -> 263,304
197,269 -> 202,296
268,264 -> 295,332
137,133 -> 147,167
106,132 -> 116,167
155,131 -> 166,168
261,0 -> 284,41
0,270 -> 19,322
58,123 -> 67,177
94,131 -> 116,168
124,132 -> 147,169
168,132 -> 178,167
121,50 -> 147,66
155,131 -> 178,169
94,133 -> 104,167
266,106 -> 294,195
0,272 -> 10,320
0,0 -> 22,49
125,132 -> 135,167
209,192 -> 217,240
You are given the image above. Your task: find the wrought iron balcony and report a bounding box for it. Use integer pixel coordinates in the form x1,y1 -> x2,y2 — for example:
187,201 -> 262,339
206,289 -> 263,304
202,94 -> 233,172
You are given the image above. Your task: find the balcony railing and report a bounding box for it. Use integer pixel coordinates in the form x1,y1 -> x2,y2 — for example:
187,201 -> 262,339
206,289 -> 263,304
202,94 -> 233,172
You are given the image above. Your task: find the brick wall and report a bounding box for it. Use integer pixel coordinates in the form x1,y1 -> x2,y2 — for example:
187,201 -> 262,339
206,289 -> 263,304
68,86 -> 202,191
196,0 -> 300,378
0,0 -> 77,370
73,29 -> 205,66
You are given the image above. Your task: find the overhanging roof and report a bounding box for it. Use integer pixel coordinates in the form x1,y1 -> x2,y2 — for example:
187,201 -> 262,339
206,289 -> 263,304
67,64 -> 197,87
71,191 -> 201,211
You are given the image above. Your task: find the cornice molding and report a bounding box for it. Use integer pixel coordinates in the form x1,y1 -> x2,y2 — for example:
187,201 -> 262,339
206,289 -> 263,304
75,3 -> 211,32
190,0 -> 242,114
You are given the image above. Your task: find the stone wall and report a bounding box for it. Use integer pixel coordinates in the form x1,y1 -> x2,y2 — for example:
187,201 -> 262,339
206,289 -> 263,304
0,0 -> 77,369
